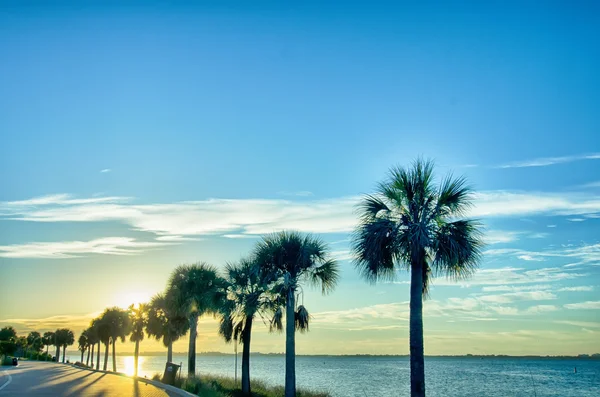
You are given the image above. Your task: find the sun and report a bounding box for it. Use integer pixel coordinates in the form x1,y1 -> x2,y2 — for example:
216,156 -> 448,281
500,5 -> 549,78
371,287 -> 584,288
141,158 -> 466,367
114,291 -> 152,309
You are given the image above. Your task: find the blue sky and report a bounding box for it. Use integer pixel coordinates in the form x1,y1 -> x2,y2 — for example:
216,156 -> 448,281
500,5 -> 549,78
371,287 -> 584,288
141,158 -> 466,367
0,1 -> 599,355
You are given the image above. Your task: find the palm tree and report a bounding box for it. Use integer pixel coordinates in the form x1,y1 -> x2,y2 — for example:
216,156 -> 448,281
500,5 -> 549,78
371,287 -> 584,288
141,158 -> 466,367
352,159 -> 484,397
90,319 -> 103,370
85,327 -> 96,367
129,304 -> 147,377
167,263 -> 225,378
145,293 -> 189,364
218,257 -> 280,395
54,328 -> 75,363
26,331 -> 42,357
42,331 -> 54,357
255,231 -> 339,397
99,307 -> 131,372
95,314 -> 112,371
78,331 -> 89,363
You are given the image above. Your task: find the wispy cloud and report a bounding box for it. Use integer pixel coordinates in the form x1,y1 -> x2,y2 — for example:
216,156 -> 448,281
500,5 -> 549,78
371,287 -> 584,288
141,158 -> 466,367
100,168 -> 111,173
482,284 -> 552,292
555,320 -> 600,328
278,191 -> 314,197
2,189 -> 599,239
558,286 -> 594,292
484,230 -> 522,245
0,237 -> 173,258
478,291 -> 556,304
526,305 -> 558,313
433,266 -> 587,287
484,243 -> 600,268
0,312 -> 100,333
563,301 -> 600,310
580,181 -> 600,189
496,152 -> 600,169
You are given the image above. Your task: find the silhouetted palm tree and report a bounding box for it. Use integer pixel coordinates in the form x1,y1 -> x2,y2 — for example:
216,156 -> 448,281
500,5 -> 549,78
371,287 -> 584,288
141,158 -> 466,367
26,331 -> 42,357
78,331 -> 89,363
99,307 -> 131,372
85,327 -> 97,367
255,231 -> 339,397
146,293 -> 189,363
95,314 -> 112,371
167,263 -> 225,378
54,328 -> 75,363
352,159 -> 484,397
129,304 -> 146,377
42,331 -> 54,357
90,319 -> 103,370
219,256 -> 280,395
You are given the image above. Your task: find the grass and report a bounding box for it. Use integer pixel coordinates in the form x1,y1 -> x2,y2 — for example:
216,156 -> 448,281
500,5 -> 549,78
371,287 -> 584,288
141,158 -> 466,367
151,373 -> 330,397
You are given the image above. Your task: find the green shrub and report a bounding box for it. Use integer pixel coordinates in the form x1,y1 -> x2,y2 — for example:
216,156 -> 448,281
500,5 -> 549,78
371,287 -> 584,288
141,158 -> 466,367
1,355 -> 13,366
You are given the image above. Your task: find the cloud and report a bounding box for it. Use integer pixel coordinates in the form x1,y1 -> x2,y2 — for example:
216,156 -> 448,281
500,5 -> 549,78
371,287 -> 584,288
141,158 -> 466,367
278,191 -> 314,197
0,237 -> 173,258
433,266 -> 586,287
100,169 -> 111,173
567,218 -> 586,222
478,291 -> 556,304
528,233 -> 549,239
526,305 -> 558,313
547,225 -> 557,228
484,243 -> 600,268
517,255 -> 545,262
580,181 -> 600,189
155,235 -> 203,242
481,284 -> 552,292
558,286 -> 594,292
496,152 -> 600,169
484,230 -> 522,245
563,301 -> 600,310
2,189 -> 599,240
555,320 -> 600,328
0,312 -> 100,334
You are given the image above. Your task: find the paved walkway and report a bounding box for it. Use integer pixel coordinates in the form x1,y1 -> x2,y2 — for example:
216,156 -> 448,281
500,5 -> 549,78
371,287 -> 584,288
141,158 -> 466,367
0,360 -> 182,396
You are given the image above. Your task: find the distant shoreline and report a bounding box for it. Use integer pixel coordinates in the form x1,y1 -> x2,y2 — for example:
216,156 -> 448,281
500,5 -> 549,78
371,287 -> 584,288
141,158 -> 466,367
128,352 -> 600,360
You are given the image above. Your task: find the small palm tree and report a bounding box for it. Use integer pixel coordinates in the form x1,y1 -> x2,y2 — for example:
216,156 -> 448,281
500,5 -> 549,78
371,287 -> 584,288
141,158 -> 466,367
85,326 -> 97,367
129,304 -> 147,377
78,331 -> 89,363
42,331 -> 54,357
352,159 -> 484,397
146,293 -> 189,363
167,263 -> 225,378
255,231 -> 339,397
95,313 -> 112,370
219,257 -> 280,395
90,319 -> 103,370
54,328 -> 74,363
99,307 -> 131,372
26,331 -> 42,357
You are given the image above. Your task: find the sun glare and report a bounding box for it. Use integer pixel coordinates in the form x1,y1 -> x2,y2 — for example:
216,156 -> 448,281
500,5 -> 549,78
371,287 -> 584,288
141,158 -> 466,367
114,291 -> 152,309
123,356 -> 145,377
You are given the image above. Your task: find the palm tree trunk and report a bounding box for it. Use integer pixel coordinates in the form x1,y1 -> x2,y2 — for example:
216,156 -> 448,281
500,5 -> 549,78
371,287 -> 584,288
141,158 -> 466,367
96,342 -> 100,370
241,315 -> 253,395
103,342 -> 109,371
112,338 -> 117,372
81,349 -> 84,363
55,345 -> 60,363
134,340 -> 140,377
62,346 -> 66,363
188,313 -> 198,378
167,341 -> 173,363
285,287 -> 296,397
410,262 -> 426,397
46,345 -> 49,355
90,344 -> 94,367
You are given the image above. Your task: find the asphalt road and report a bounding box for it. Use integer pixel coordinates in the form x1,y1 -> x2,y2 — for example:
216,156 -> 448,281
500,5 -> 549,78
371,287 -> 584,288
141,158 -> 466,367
0,360 -> 181,396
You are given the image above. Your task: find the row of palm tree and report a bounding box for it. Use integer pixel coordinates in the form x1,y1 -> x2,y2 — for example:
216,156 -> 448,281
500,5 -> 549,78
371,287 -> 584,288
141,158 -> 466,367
71,159 -> 483,397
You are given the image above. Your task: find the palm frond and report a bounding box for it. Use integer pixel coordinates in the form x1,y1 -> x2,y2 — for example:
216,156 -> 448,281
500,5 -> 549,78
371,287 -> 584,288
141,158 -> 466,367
351,217 -> 400,283
436,174 -> 473,217
305,259 -> 339,294
432,219 -> 484,281
295,305 -> 310,333
269,307 -> 283,333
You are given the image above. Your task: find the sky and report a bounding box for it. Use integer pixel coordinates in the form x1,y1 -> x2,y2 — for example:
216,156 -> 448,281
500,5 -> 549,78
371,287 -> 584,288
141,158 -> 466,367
0,1 -> 599,356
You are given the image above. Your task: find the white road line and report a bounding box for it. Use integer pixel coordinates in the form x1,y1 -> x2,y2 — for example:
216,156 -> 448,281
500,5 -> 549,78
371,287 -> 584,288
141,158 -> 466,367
0,370 -> 12,391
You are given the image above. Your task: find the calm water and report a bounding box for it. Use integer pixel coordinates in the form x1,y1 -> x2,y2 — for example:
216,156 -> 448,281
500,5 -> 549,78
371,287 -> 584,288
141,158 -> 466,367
67,353 -> 600,396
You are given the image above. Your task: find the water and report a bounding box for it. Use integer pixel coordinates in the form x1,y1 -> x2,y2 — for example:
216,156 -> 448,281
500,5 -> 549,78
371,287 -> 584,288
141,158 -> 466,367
67,353 -> 600,396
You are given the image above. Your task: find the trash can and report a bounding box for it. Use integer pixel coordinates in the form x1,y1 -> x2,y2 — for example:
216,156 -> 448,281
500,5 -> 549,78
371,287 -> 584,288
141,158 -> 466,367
12,357 -> 18,366
162,362 -> 181,385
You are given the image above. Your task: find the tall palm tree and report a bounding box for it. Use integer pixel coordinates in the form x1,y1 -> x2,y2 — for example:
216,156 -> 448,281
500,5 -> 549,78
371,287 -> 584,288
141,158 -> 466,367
95,314 -> 112,371
54,328 -> 75,363
85,326 -> 96,367
255,231 -> 339,397
146,293 -> 189,364
167,263 -> 225,378
26,331 -> 42,357
99,307 -> 131,372
352,159 -> 484,397
218,257 -> 280,395
78,331 -> 89,363
129,304 -> 147,377
90,319 -> 103,371
42,331 -> 54,357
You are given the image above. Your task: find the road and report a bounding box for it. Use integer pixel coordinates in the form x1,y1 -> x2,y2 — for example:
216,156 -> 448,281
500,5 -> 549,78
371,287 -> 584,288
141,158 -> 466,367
0,360 -> 183,396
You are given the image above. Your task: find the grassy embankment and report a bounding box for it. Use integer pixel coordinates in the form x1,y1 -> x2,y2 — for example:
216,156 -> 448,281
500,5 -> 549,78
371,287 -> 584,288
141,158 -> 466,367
152,373 -> 330,397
